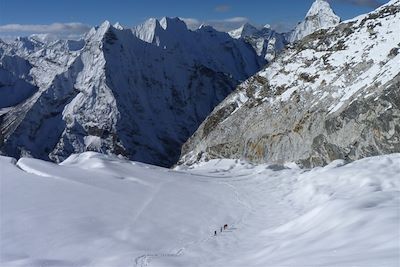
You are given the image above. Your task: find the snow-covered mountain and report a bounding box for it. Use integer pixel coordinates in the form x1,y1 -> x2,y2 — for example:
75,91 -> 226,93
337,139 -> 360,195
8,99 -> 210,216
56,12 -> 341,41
0,37 -> 83,110
228,23 -> 287,61
227,0 -> 341,60
179,0 -> 400,167
289,0 -> 341,42
228,23 -> 260,39
0,18 -> 263,166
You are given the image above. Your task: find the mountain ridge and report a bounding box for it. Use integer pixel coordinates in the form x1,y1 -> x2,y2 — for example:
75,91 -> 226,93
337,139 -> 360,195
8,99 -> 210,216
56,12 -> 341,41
0,18 -> 264,166
179,0 -> 400,167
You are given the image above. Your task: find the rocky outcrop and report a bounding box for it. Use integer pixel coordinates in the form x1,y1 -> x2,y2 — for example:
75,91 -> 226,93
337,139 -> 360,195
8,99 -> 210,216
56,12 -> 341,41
179,1 -> 400,168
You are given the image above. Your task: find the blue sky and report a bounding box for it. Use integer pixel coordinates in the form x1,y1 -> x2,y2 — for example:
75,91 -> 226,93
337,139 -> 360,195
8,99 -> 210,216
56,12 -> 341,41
0,0 -> 388,38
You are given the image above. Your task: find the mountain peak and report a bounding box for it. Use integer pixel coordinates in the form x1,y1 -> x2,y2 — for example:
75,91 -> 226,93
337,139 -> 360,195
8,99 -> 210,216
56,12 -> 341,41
159,17 -> 188,31
132,17 -> 188,45
113,22 -> 124,30
242,23 -> 258,31
99,20 -> 111,31
289,0 -> 340,42
131,18 -> 163,44
85,20 -> 112,42
228,23 -> 258,39
198,23 -> 210,29
197,24 -> 217,32
306,0 -> 338,18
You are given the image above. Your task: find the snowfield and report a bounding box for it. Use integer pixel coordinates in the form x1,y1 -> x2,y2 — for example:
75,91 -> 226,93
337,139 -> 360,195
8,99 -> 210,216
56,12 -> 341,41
1,152 -> 399,267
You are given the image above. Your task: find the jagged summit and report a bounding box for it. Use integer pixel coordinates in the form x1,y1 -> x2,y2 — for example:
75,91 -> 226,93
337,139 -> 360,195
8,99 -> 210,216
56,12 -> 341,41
197,24 -> 214,30
98,20 -> 112,31
306,0 -> 337,17
132,17 -> 190,46
228,22 -> 287,61
113,22 -> 124,30
228,23 -> 259,39
289,0 -> 340,42
85,20 -> 114,42
159,17 -> 187,31
131,18 -> 162,43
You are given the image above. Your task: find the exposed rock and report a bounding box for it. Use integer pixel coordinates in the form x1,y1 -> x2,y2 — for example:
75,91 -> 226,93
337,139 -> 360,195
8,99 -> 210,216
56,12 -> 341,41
179,1 -> 400,168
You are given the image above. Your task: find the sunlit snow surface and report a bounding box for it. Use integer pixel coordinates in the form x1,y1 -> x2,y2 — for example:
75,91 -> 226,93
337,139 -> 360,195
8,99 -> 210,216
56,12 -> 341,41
1,152 -> 399,266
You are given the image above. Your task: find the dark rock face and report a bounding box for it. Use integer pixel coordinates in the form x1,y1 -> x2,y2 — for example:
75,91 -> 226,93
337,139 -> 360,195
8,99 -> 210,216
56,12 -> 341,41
179,1 -> 400,168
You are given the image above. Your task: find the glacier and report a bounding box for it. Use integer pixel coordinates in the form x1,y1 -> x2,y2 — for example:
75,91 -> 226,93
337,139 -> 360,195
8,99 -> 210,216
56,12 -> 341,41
1,152 -> 399,266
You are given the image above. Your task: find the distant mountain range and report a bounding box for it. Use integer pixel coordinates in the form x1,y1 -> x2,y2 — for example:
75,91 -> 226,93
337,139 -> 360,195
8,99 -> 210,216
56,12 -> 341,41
228,23 -> 287,62
3,0 -> 396,168
0,18 -> 263,166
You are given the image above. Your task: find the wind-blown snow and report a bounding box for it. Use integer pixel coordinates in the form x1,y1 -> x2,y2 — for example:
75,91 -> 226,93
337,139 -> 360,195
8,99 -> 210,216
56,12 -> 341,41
1,152 -> 399,266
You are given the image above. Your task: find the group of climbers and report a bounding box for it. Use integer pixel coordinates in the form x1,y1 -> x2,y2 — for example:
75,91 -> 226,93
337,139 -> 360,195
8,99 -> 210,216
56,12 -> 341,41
214,224 -> 228,236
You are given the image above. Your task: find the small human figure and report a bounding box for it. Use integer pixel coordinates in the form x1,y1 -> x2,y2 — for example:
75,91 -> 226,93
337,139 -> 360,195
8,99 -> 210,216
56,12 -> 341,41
224,224 -> 228,230
214,230 -> 217,236
220,227 -> 223,232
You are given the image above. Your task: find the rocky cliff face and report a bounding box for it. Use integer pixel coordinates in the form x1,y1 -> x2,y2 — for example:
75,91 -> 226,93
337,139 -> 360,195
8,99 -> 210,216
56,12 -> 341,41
0,18 -> 263,166
179,1 -> 400,168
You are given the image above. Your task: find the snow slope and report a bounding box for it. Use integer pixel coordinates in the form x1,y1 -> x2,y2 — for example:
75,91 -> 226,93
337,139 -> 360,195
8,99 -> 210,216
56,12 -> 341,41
1,152 -> 399,266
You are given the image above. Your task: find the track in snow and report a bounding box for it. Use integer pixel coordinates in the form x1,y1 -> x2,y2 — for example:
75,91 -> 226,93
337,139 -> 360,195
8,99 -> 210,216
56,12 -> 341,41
133,179 -> 246,267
